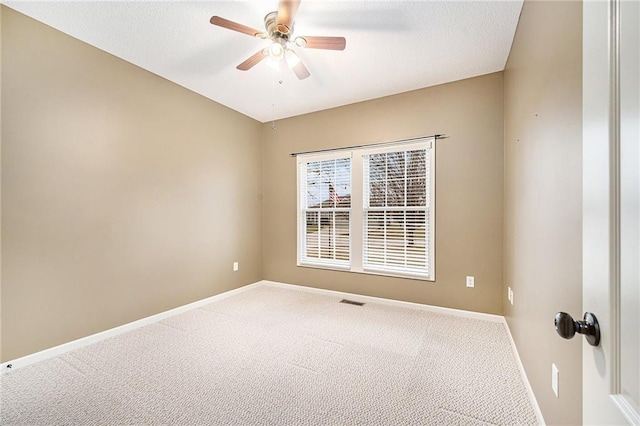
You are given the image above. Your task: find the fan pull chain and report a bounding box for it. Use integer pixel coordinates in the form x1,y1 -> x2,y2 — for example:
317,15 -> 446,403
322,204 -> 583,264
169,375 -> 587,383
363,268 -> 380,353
271,69 -> 277,130
270,69 -> 283,130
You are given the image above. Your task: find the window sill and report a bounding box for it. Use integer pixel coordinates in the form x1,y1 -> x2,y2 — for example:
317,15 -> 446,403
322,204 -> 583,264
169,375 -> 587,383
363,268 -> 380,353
297,261 -> 351,272
296,262 -> 434,282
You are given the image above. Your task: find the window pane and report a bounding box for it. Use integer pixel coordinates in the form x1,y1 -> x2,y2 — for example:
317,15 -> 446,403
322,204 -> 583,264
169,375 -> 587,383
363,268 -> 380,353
406,150 -> 426,178
305,211 -> 320,259
407,178 -> 426,206
368,154 -> 386,182
305,161 -> 321,208
369,183 -> 386,207
334,157 -> 351,208
365,211 -> 385,264
386,211 -> 406,266
335,212 -> 350,261
407,210 -> 426,267
319,212 -> 333,259
386,152 -> 406,180
387,179 -> 406,207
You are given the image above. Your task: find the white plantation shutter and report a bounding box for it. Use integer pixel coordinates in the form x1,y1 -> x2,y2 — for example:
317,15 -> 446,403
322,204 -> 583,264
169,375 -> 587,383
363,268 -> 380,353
298,153 -> 351,268
363,141 -> 434,279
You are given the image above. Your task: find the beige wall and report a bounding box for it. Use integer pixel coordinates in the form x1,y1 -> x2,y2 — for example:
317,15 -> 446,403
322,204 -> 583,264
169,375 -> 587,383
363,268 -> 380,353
1,7 -> 263,361
503,1 -> 583,424
263,72 -> 505,314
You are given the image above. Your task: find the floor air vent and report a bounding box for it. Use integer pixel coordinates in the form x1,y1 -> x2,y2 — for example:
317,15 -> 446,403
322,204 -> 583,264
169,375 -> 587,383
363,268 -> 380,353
340,299 -> 365,306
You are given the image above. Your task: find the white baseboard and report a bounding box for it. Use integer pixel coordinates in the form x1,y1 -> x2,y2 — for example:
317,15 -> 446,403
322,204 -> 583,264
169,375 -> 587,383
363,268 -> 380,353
504,319 -> 546,425
1,281 -> 263,374
260,280 -> 505,322
1,278 -> 546,426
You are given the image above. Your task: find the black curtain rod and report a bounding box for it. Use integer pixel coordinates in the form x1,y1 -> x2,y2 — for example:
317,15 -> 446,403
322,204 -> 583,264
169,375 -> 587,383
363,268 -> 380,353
289,134 -> 448,157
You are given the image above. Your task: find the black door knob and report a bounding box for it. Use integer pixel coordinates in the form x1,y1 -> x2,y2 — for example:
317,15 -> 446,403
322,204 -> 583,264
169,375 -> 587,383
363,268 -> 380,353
554,312 -> 601,347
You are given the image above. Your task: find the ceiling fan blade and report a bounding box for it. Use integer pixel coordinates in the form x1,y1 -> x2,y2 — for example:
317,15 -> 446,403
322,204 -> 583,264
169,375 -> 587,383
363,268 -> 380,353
210,16 -> 266,38
237,49 -> 268,71
275,0 -> 300,35
296,36 -> 346,51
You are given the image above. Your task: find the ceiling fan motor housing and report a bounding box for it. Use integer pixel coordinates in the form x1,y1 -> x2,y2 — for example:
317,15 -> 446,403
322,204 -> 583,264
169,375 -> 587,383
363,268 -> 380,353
264,11 -> 292,40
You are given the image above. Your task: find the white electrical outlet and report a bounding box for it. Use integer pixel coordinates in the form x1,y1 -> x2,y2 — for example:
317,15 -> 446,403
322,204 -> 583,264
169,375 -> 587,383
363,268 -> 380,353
508,287 -> 514,305
552,363 -> 559,398
466,276 -> 474,288
233,262 -> 238,272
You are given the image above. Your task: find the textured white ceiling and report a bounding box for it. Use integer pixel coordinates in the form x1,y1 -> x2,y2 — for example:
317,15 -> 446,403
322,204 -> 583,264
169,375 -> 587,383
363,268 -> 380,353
3,1 -> 523,123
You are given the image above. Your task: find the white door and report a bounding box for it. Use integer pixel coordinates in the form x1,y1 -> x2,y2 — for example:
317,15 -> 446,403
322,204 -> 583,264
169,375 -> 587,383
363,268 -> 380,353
583,0 -> 640,424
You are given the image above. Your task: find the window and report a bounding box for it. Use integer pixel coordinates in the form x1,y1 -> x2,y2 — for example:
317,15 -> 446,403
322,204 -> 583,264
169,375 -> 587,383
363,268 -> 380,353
297,138 -> 435,280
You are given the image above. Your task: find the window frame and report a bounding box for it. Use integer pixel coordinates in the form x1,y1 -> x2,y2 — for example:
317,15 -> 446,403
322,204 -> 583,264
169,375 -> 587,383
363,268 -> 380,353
296,137 -> 435,281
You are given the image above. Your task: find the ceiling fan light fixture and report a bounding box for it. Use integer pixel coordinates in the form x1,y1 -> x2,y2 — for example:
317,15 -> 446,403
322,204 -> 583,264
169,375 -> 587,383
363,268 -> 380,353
268,42 -> 285,60
285,49 -> 301,68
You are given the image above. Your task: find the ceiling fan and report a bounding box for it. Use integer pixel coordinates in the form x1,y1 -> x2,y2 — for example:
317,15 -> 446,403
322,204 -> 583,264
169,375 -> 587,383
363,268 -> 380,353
210,0 -> 346,80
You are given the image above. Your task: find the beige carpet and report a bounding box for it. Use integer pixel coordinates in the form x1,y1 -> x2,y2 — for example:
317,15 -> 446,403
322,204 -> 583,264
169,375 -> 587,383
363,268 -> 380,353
1,285 -> 537,425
